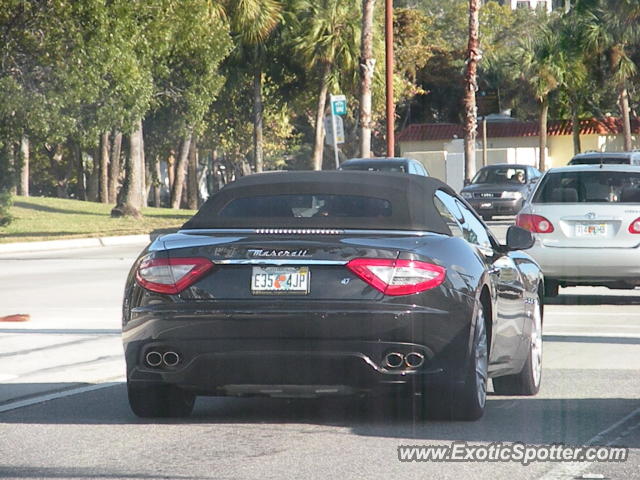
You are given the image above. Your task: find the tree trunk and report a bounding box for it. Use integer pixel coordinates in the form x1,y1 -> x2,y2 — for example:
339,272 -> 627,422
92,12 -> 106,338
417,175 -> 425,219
463,0 -> 480,182
99,132 -> 110,203
19,136 -> 29,196
253,52 -> 264,173
140,128 -> 147,208
359,0 -> 376,158
620,86 -> 633,151
153,155 -> 161,207
538,97 -> 549,172
171,130 -> 192,209
571,102 -> 581,155
7,143 -> 17,195
312,62 -> 332,170
108,130 -> 122,203
87,150 -> 100,202
187,137 -> 198,209
111,118 -> 144,217
167,150 -> 176,194
75,144 -> 86,201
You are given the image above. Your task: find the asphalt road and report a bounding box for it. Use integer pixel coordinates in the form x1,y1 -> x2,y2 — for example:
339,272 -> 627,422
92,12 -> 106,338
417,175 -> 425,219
0,224 -> 639,480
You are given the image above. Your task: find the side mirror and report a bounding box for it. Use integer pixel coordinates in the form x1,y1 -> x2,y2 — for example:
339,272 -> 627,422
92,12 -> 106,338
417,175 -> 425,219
464,179 -> 471,186
505,225 -> 534,251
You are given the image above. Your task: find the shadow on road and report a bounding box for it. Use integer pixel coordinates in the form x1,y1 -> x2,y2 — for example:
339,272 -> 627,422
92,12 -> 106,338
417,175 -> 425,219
1,382 -> 638,448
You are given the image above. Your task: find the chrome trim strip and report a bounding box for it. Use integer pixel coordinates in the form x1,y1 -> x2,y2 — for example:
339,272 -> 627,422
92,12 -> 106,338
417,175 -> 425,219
217,259 -> 348,266
179,228 -> 435,237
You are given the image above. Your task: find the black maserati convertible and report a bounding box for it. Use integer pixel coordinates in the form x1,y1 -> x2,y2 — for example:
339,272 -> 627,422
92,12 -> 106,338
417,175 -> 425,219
122,171 -> 544,420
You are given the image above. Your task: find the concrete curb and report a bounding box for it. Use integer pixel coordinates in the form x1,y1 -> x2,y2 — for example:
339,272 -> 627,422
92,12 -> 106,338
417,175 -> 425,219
0,234 -> 152,254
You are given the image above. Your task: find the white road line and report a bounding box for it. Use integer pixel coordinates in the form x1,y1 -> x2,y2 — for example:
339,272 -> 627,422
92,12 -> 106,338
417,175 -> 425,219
543,331 -> 640,338
0,378 -> 124,414
548,312 -> 640,316
537,406 -> 640,479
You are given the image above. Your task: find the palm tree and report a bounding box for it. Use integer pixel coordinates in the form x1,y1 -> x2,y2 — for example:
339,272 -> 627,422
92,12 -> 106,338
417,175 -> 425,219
223,0 -> 283,173
463,0 -> 481,182
294,0 -> 361,170
519,23 -> 567,171
359,0 -> 376,158
583,0 -> 640,150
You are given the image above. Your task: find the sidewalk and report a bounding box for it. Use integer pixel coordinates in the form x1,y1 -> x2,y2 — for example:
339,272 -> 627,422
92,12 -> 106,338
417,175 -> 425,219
0,234 -> 152,254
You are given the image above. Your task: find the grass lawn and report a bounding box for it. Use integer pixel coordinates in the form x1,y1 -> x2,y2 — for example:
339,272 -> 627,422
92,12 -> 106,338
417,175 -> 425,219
0,196 -> 196,243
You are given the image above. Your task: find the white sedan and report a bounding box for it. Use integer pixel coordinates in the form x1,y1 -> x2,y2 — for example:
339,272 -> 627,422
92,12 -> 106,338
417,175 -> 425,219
516,164 -> 640,297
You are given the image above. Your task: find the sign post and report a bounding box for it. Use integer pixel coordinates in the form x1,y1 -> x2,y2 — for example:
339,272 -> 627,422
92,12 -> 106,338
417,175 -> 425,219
329,94 -> 347,168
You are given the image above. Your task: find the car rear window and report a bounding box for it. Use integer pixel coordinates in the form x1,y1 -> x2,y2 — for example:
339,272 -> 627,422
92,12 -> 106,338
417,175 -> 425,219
569,157 -> 630,165
219,194 -> 392,218
341,163 -> 407,173
533,171 -> 640,203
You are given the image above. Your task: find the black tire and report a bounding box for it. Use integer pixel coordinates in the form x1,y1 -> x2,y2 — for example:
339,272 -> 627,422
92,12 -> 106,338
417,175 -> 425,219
127,382 -> 195,418
425,304 -> 488,421
543,279 -> 559,298
481,214 -> 493,221
492,297 -> 542,396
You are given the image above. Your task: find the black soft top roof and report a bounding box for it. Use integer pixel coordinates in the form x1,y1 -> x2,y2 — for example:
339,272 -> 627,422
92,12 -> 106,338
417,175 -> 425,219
182,171 -> 453,234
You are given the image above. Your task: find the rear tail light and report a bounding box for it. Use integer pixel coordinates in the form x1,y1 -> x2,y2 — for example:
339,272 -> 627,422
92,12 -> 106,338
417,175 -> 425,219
516,213 -> 554,233
629,217 -> 640,234
346,258 -> 445,296
135,257 -> 213,294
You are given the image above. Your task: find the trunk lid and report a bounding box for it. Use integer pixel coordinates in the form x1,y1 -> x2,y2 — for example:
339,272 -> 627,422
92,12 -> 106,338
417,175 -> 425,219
162,231 -> 436,301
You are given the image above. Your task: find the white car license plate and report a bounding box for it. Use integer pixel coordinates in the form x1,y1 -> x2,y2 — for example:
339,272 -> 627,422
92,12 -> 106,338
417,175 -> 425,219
575,223 -> 607,237
480,203 -> 492,209
251,266 -> 310,295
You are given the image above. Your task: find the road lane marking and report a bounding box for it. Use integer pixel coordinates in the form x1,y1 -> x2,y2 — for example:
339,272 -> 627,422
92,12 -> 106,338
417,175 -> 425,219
0,378 -> 124,414
537,405 -> 640,479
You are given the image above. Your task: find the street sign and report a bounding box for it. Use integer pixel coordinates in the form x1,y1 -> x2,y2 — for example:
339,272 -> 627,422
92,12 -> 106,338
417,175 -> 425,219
324,115 -> 345,145
331,94 -> 347,116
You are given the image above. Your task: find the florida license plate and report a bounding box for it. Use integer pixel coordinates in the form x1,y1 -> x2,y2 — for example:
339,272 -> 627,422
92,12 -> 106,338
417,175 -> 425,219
251,266 -> 310,295
576,223 -> 607,236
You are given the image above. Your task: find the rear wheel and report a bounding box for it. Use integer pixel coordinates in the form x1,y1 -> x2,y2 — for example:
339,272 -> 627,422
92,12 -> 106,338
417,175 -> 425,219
481,214 -> 492,221
492,297 -> 542,395
127,382 -> 195,418
543,279 -> 559,298
426,304 -> 488,421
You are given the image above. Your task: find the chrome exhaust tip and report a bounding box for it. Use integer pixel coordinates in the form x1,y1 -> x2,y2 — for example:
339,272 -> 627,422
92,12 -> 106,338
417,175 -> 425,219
163,351 -> 180,367
145,351 -> 163,368
383,352 -> 404,369
405,352 -> 425,369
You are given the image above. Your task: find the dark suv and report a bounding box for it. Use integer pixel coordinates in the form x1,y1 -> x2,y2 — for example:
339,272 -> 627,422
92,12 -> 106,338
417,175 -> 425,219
460,164 -> 542,220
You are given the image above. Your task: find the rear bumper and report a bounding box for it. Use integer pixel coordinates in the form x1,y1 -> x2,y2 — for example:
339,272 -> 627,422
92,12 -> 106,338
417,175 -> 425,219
528,243 -> 640,284
123,302 -> 473,396
467,198 -> 523,216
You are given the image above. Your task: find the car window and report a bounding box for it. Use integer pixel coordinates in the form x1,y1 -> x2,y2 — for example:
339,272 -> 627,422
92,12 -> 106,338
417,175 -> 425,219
433,192 -> 464,238
341,163 -> 407,173
472,167 -> 527,184
455,199 -> 493,249
219,194 -> 393,218
533,170 -> 640,203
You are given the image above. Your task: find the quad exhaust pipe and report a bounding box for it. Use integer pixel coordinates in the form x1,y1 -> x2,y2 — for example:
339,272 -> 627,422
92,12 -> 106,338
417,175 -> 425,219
383,351 -> 425,369
145,349 -> 181,368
